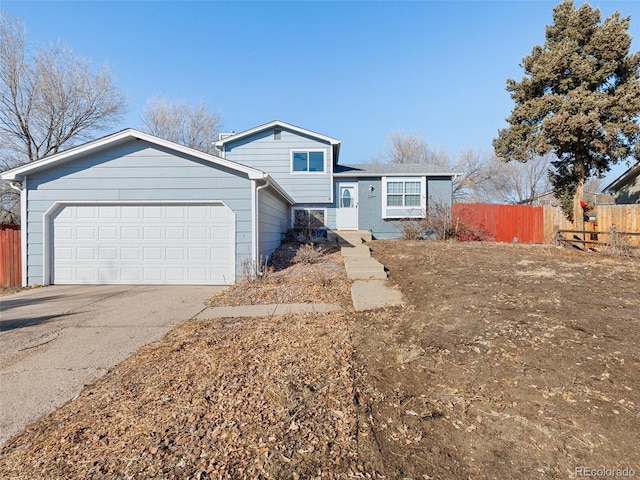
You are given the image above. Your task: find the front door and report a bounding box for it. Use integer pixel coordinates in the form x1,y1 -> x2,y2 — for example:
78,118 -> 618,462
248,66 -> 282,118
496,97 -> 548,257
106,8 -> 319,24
336,182 -> 358,230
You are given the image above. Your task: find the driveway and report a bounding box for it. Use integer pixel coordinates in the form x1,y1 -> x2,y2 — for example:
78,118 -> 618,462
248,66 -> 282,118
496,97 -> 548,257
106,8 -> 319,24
0,284 -> 222,446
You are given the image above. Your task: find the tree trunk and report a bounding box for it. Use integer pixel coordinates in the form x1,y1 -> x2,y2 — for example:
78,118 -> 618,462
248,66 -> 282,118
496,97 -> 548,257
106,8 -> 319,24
573,160 -> 585,238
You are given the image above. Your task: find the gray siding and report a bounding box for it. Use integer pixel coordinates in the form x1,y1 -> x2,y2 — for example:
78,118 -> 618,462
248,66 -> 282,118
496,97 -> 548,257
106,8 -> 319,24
351,176 -> 453,239
25,139 -> 254,285
223,128 -> 333,204
258,186 -> 290,259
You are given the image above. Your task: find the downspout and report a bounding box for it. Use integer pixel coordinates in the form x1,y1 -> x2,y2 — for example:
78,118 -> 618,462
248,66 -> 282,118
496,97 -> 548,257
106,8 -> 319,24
8,180 -> 21,194
9,180 -> 27,286
254,177 -> 271,274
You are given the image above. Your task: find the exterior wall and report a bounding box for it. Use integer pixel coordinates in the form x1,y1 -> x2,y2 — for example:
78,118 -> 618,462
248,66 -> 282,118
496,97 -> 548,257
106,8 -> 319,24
258,185 -> 290,259
356,178 -> 399,239
222,128 -> 333,204
612,171 -> 640,204
427,177 -> 454,205
24,139 -> 254,285
352,176 -> 453,239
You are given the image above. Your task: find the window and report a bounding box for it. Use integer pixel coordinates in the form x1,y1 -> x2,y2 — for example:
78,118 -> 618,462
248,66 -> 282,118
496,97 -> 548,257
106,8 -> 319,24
382,177 -> 426,218
293,208 -> 326,231
291,150 -> 325,173
386,180 -> 421,207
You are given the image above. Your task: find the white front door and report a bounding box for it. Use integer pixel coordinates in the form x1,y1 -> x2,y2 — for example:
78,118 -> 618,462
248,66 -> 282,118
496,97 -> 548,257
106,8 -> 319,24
336,182 -> 358,230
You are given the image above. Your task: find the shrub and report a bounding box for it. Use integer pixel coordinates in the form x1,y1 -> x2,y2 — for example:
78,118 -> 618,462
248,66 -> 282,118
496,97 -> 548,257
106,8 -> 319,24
292,243 -> 324,264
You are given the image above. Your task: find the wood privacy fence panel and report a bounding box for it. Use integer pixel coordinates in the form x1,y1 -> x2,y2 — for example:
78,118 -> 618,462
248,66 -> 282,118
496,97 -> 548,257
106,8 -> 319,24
543,205 -> 640,246
452,204 -> 544,243
0,225 -> 21,287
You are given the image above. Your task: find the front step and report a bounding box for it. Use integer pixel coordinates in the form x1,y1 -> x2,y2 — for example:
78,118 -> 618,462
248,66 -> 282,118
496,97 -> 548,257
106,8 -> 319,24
331,230 -> 373,245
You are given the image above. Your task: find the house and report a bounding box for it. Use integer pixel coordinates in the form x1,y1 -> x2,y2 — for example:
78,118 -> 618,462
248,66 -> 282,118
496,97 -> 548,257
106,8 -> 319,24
530,190 -> 614,207
603,162 -> 640,204
1,120 -> 455,286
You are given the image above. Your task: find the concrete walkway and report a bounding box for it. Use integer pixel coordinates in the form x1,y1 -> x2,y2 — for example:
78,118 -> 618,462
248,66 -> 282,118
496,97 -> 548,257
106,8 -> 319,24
195,231 -> 404,318
333,231 -> 405,311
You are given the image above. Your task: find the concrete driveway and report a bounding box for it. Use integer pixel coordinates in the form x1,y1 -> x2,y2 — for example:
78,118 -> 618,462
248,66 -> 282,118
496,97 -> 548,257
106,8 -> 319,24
0,284 -> 223,446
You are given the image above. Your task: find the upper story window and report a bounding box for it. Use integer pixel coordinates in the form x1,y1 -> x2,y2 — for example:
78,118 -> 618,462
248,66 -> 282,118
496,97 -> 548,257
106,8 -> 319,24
291,150 -> 325,174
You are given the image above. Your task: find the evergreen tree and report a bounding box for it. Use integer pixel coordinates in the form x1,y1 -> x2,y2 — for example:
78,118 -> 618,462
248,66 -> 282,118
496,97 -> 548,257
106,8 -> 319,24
493,0 -> 640,230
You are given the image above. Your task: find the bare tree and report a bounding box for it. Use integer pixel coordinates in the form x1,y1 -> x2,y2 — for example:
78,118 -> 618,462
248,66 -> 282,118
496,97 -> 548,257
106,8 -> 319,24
379,131 -> 497,201
0,11 -> 126,222
490,153 -> 553,204
453,149 -> 501,202
140,98 -> 222,154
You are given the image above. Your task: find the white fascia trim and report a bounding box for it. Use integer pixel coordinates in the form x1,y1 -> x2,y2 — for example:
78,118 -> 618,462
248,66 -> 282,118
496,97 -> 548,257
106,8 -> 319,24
1,129 -> 267,181
213,120 -> 341,148
334,171 -> 458,178
42,200 -> 234,286
603,162 -> 640,193
264,175 -> 295,205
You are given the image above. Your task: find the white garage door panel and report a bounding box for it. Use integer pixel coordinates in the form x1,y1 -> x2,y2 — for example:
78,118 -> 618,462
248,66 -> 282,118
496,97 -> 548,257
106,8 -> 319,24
52,204 -> 235,285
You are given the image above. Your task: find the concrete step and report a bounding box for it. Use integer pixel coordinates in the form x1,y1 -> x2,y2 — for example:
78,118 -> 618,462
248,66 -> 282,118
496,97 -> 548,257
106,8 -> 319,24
332,230 -> 373,246
343,260 -> 387,279
340,245 -> 372,258
351,280 -> 404,311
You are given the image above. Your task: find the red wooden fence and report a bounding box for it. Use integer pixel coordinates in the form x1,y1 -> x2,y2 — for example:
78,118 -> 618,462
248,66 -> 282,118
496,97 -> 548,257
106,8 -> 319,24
452,203 -> 545,243
0,225 -> 21,287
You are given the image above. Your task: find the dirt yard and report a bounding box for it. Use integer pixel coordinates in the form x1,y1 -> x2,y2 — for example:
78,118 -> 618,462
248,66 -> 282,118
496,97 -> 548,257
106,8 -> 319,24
0,240 -> 638,479
354,241 -> 640,479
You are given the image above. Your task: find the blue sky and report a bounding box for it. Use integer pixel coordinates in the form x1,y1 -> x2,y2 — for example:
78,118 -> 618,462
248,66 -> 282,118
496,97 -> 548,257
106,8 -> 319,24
3,0 -> 640,185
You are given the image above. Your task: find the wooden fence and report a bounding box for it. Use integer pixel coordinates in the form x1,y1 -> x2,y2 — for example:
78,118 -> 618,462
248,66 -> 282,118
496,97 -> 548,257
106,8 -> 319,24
454,203 -> 640,246
452,203 -> 544,243
543,204 -> 640,246
0,225 -> 21,287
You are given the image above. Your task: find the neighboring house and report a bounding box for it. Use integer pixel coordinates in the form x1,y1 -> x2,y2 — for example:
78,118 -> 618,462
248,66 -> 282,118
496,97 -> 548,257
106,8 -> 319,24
1,120 -> 454,286
603,162 -> 640,204
530,190 -> 614,207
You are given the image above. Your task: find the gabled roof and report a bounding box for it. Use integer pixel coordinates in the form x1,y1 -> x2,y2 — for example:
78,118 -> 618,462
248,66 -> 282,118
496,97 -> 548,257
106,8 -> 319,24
334,163 -> 457,177
603,162 -> 640,193
213,120 -> 341,163
1,128 -> 294,205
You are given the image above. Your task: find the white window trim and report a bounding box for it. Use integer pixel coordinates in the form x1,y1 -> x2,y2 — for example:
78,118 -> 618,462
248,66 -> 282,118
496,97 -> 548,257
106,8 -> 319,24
382,177 -> 426,219
290,149 -> 327,175
291,207 -> 328,228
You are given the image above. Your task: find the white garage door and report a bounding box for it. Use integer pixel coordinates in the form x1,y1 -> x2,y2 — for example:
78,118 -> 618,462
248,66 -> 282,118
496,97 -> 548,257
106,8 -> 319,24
52,203 -> 235,285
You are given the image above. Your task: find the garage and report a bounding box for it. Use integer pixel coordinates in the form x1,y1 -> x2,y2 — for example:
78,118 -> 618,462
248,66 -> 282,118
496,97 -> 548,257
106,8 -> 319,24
50,203 -> 235,285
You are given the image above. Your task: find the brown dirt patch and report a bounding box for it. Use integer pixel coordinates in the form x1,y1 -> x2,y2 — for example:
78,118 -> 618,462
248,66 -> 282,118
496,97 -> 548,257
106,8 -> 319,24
352,241 -> 640,479
2,240 -> 639,479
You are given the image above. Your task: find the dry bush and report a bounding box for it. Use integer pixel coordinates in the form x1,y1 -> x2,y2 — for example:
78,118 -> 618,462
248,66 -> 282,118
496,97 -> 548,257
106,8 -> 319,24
397,201 -> 490,242
292,243 -> 324,264
607,225 -> 640,258
241,255 -> 273,282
